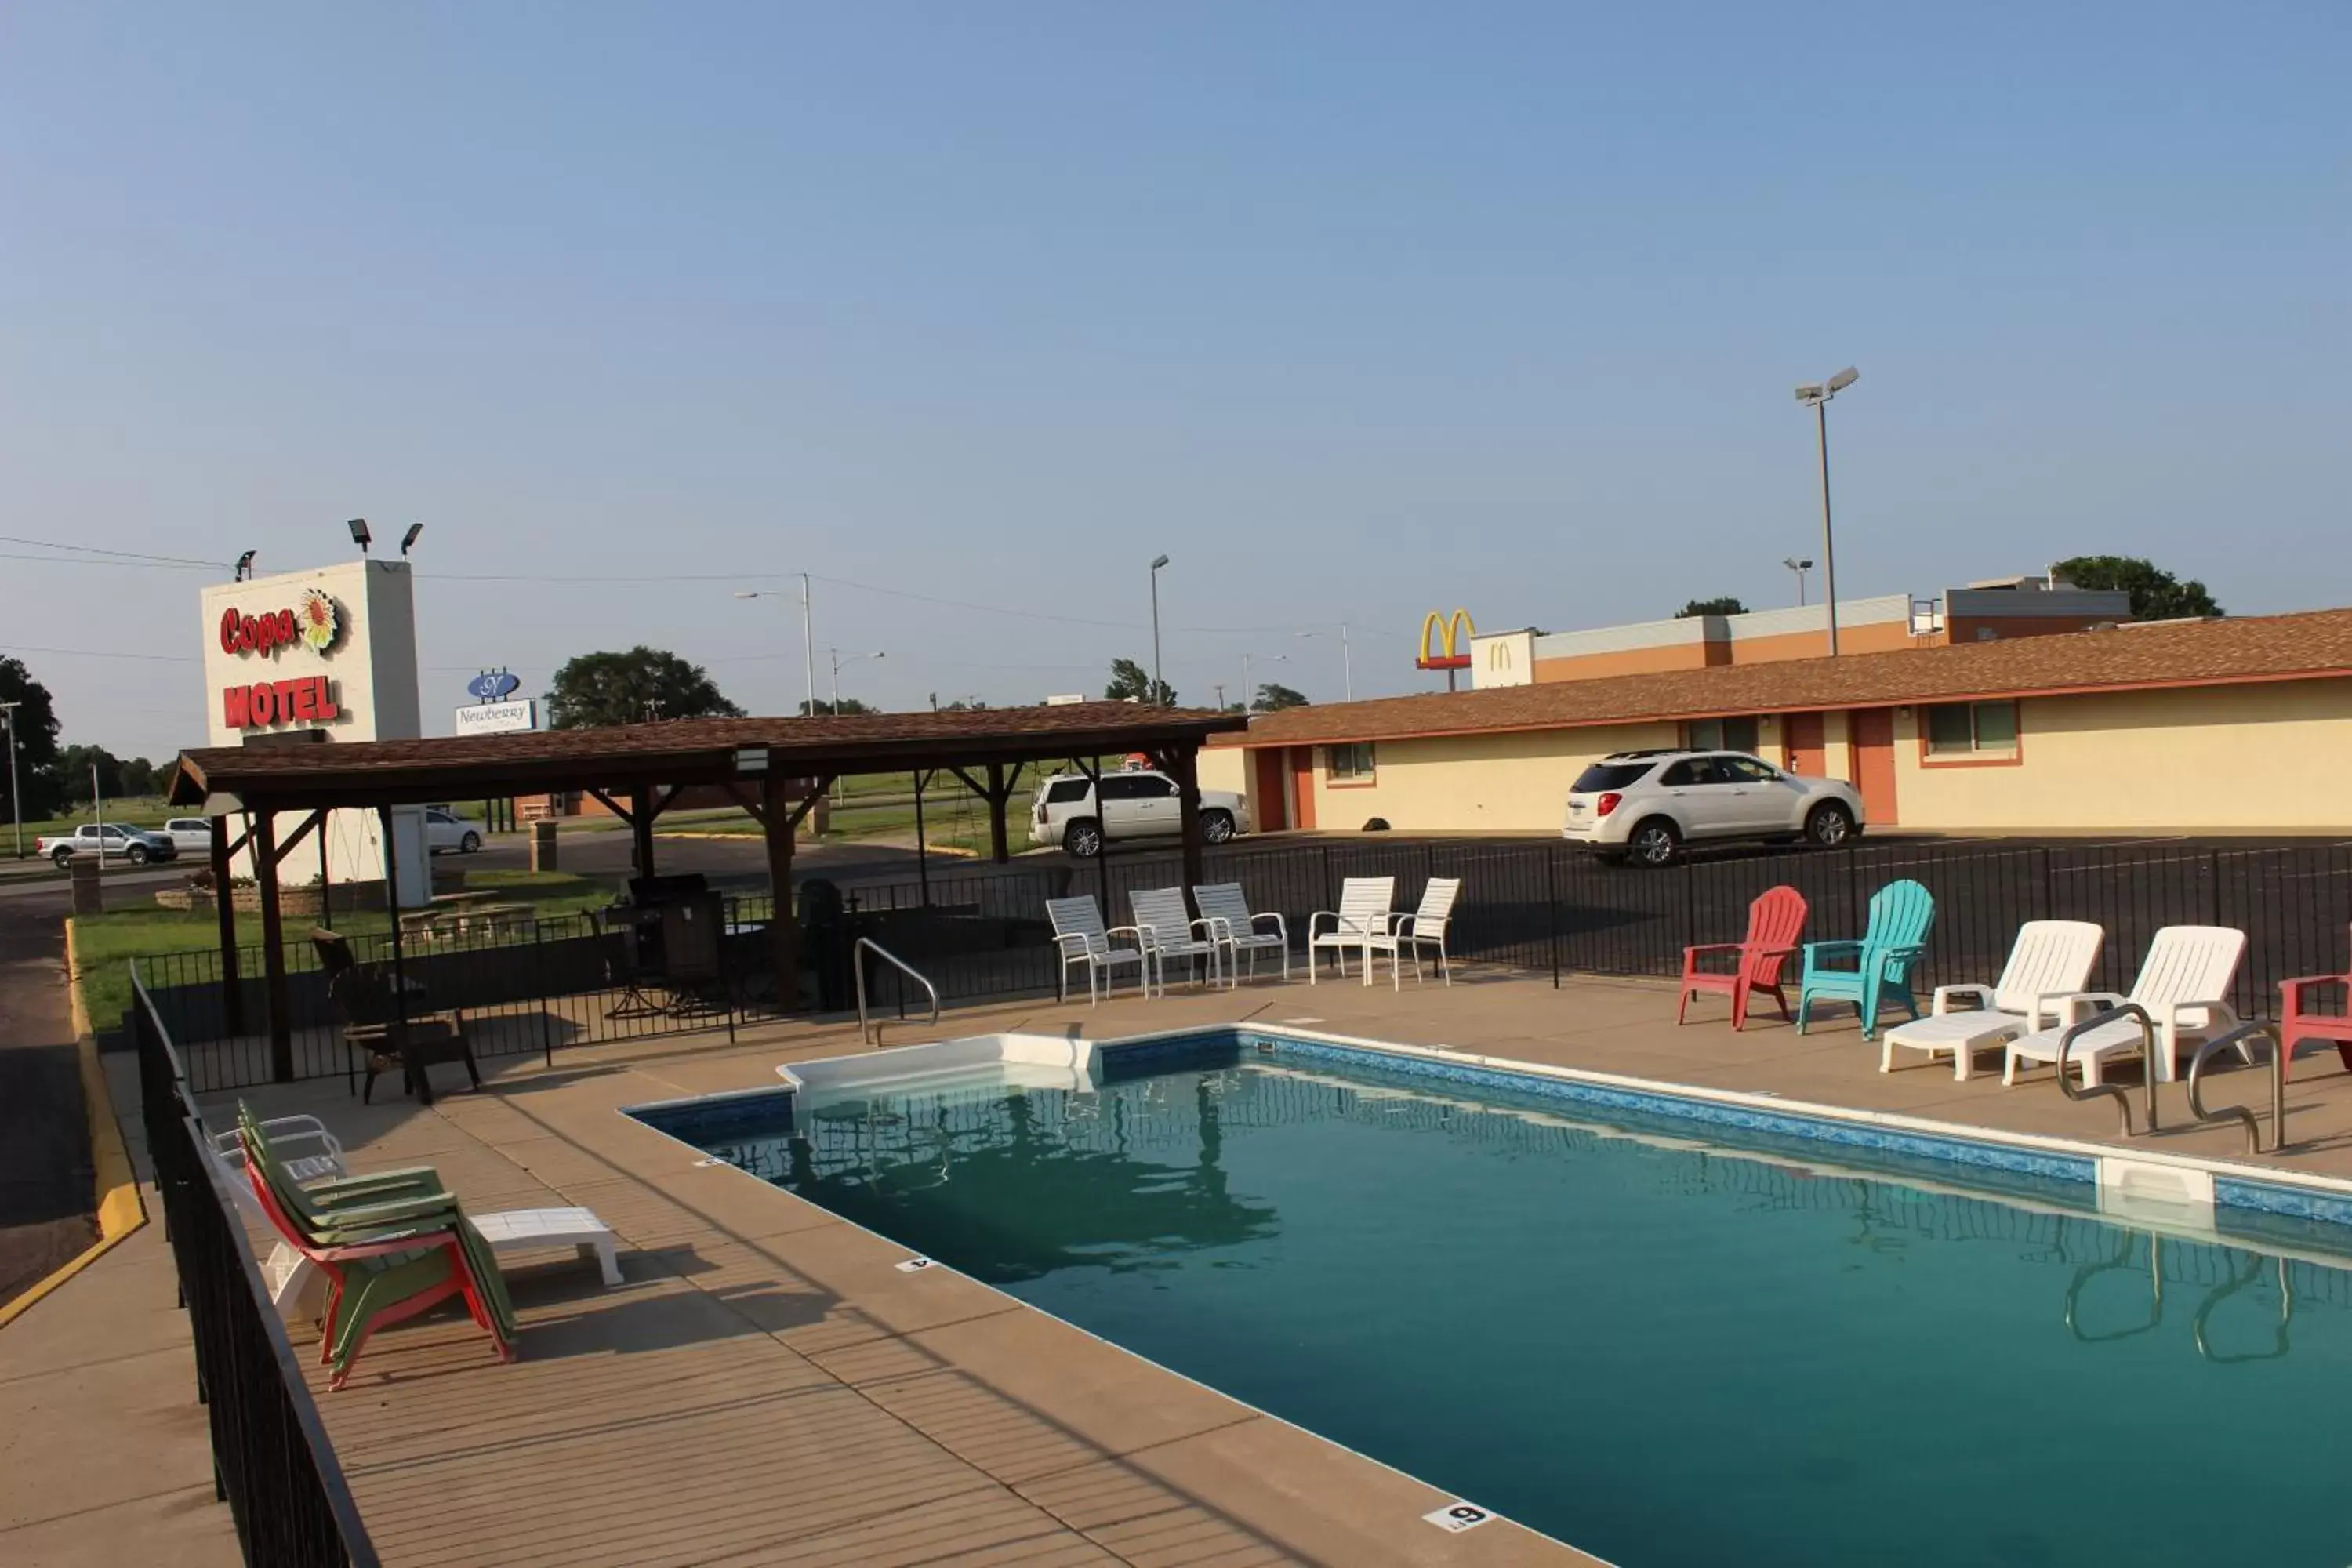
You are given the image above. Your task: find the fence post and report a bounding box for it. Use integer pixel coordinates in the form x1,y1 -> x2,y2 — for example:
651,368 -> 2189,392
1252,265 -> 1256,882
534,916 -> 554,1067
2206,849 -> 2221,927
1546,846 -> 1560,988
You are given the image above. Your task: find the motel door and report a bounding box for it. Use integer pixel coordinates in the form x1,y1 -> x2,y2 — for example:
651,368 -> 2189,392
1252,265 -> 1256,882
1251,749 -> 1289,832
1783,712 -> 1825,778
1849,708 -> 1899,827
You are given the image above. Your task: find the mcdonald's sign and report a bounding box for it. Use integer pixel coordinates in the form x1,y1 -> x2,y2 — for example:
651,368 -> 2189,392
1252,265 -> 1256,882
1416,609 -> 1475,670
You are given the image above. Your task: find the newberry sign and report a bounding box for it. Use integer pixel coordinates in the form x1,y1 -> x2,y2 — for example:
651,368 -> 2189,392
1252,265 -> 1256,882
456,668 -> 537,735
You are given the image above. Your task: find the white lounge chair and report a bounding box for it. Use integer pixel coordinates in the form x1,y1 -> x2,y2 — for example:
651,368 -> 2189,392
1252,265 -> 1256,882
1046,895 -> 1148,1005
2002,925 -> 2249,1088
1879,920 -> 2103,1080
1129,886 -> 1221,995
1192,883 -> 1288,984
1365,878 -> 1462,989
207,1122 -> 622,1320
1308,877 -> 1396,985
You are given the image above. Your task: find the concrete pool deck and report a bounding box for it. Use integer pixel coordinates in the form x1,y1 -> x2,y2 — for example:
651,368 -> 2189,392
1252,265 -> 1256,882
130,967 -> 2352,1563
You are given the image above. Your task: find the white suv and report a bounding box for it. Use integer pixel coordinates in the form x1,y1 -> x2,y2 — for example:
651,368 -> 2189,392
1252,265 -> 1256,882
1562,750 -> 1864,867
1030,769 -> 1250,858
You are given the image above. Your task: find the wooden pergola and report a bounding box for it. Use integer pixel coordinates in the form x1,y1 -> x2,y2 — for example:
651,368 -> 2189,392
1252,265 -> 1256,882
165,702 -> 1248,1079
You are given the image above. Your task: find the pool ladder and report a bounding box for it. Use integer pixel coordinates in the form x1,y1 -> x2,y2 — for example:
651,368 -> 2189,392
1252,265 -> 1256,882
855,937 -> 939,1047
2056,1007 -> 2287,1153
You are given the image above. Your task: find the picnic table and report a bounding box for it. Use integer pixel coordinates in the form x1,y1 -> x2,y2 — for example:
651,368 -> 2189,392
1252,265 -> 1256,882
451,902 -> 535,936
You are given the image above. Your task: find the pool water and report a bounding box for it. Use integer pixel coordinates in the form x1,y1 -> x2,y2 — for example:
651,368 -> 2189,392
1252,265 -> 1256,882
672,1037 -> 2352,1568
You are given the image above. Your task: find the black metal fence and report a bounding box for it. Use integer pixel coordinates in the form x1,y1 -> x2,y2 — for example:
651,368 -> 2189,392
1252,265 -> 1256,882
137,837 -> 2352,1094
133,972 -> 379,1567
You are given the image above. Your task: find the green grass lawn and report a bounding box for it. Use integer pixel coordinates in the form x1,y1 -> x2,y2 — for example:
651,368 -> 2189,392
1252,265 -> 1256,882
71,869 -> 620,1037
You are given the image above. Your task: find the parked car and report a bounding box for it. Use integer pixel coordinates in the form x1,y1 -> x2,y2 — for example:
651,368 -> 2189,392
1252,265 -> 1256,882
36,822 -> 180,869
1029,769 -> 1250,858
160,817 -> 216,855
424,806 -> 485,854
1562,750 -> 1864,868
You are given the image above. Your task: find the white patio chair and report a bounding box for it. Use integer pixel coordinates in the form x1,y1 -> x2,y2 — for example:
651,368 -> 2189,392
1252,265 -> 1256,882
1365,877 -> 1462,989
1046,895 -> 1148,1005
1193,883 -> 1289,985
1879,920 -> 2103,1080
207,1120 -> 623,1319
1129,886 -> 1221,995
2003,925 -> 2249,1088
1308,877 -> 1396,985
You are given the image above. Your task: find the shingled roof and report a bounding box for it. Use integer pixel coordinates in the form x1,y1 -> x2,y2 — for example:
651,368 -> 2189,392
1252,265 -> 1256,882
169,701 -> 1247,808
1218,608 -> 2352,749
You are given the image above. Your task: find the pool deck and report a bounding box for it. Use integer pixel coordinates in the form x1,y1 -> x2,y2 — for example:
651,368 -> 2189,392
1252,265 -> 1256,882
135,966 -> 2352,1563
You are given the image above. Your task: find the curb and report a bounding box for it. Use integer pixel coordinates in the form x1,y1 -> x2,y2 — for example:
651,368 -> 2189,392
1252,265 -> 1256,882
3,931 -> 149,1331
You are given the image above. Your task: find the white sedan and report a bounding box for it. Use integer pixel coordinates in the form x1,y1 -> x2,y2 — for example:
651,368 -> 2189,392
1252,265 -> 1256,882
425,807 -> 486,854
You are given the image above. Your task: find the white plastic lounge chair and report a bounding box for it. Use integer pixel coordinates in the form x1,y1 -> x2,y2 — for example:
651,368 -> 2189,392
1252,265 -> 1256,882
1046,895 -> 1147,1005
1308,877 -> 1396,985
1192,883 -> 1289,985
1365,878 -> 1462,989
1879,920 -> 2103,1080
2002,925 -> 2249,1088
1129,886 -> 1221,995
207,1123 -> 622,1319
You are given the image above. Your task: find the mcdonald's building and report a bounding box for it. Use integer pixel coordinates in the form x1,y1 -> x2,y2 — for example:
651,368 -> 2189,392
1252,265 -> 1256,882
1197,605 -> 2352,837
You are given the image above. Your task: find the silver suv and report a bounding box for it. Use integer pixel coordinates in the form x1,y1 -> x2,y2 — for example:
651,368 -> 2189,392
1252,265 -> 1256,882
1562,749 -> 1864,867
1030,769 -> 1249,858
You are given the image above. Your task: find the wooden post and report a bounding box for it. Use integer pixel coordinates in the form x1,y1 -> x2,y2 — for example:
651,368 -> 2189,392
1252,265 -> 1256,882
986,761 -> 1011,864
1172,745 -> 1204,891
211,814 -> 244,1036
913,770 -> 930,908
761,772 -> 797,1008
252,809 -> 292,1081
630,786 -> 655,882
379,805 -> 409,1033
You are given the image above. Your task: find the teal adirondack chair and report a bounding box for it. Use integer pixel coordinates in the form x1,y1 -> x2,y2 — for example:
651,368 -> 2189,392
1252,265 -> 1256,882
1796,879 -> 1935,1038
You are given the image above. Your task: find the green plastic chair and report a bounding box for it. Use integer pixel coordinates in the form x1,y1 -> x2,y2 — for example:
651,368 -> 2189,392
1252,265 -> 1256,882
1796,879 -> 1936,1039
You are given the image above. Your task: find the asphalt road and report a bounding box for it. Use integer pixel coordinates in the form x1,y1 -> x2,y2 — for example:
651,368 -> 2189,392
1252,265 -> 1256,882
0,897 -> 96,1308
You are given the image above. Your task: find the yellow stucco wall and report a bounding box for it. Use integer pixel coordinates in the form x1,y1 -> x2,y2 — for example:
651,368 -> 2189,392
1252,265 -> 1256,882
1216,677 -> 2352,835
1889,680 -> 2352,831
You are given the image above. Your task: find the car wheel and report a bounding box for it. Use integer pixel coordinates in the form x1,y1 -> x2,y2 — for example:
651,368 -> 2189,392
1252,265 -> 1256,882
1065,818 -> 1103,858
52,848 -> 74,870
1200,809 -> 1235,844
461,832 -> 482,854
126,844 -> 150,866
1804,802 -> 1856,849
1628,818 -> 1681,868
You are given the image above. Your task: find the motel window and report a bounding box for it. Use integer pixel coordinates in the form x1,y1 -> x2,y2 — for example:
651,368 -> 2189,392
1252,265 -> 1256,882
1686,716 -> 1760,755
1328,742 -> 1377,782
1924,700 -> 2020,757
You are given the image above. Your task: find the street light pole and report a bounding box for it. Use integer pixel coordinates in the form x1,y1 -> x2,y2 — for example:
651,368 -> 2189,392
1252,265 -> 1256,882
1782,557 -> 1814,608
1149,555 -> 1171,706
828,648 -> 885,714
1240,652 -> 1287,713
800,572 -> 818,718
0,702 -> 20,859
1793,368 -> 1858,655
1296,624 -> 1354,702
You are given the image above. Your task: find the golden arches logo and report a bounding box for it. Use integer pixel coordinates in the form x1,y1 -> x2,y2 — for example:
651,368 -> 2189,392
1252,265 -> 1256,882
1416,608 -> 1475,670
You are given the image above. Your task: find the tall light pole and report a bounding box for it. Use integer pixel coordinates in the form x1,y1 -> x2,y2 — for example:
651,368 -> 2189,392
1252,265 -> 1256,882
1782,557 -> 1814,607
1148,555 -> 1171,706
828,648 -> 884,714
1297,624 -> 1353,702
1793,368 -> 1858,655
0,701 -> 20,859
735,587 -> 820,716
1240,651 -> 1287,713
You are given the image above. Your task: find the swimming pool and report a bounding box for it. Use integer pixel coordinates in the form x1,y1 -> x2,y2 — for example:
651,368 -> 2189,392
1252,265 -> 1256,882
637,1029 -> 2352,1567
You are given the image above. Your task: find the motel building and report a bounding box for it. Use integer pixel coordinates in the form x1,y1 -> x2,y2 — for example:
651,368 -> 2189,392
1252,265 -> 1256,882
1200,591 -> 2352,838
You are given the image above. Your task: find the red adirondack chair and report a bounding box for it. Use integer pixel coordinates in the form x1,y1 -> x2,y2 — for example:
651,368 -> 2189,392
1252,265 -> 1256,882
2278,928 -> 2352,1083
1678,886 -> 1809,1030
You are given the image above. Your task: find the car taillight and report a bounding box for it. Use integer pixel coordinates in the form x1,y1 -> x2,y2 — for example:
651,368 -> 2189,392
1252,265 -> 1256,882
1596,793 -> 1623,817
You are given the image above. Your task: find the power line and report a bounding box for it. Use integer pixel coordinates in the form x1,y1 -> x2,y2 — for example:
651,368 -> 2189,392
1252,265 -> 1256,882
1,643 -> 198,664
0,533 -> 227,568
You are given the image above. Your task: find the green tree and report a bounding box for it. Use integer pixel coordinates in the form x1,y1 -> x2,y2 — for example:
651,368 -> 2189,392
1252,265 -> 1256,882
1105,658 -> 1175,707
118,757 -> 161,797
60,744 -> 126,806
798,697 -> 876,717
2052,556 -> 2223,620
0,655 -> 64,822
545,648 -> 743,729
1677,596 -> 1748,618
1251,681 -> 1310,712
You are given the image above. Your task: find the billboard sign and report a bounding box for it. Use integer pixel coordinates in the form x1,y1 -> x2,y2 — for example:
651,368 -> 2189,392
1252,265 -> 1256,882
453,699 -> 538,736
466,670 -> 523,703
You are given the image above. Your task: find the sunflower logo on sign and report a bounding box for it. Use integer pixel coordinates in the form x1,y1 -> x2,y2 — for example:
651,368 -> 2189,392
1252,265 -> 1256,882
296,589 -> 341,655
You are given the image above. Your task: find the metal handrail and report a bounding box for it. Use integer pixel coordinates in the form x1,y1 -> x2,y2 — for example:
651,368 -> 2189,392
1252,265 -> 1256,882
2185,1022 -> 2285,1155
855,937 -> 939,1047
2056,1003 -> 2159,1136
2192,1252 -> 2293,1364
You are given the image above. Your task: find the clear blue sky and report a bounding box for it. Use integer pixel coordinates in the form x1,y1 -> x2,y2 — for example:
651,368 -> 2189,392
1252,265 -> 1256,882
3,3 -> 2344,760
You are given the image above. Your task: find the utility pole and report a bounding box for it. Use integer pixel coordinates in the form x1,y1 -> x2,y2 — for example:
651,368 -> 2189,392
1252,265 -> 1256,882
1149,555 -> 1171,706
0,702 -> 21,859
799,572 -> 818,718
1794,368 -> 1858,655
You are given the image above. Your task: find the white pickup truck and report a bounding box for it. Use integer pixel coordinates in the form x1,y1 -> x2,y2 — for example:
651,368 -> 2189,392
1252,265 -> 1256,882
35,822 -> 180,869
